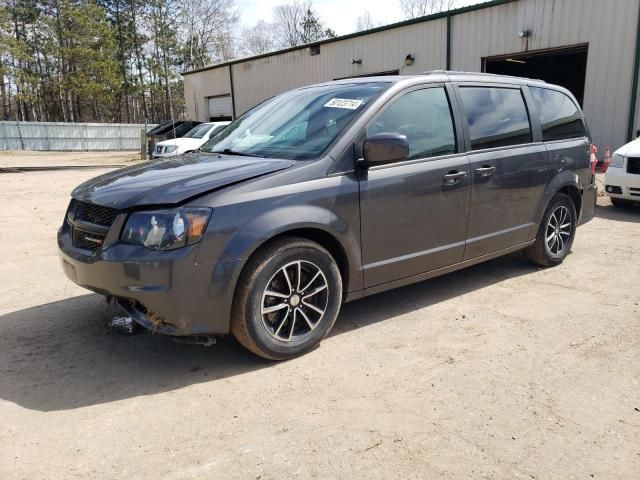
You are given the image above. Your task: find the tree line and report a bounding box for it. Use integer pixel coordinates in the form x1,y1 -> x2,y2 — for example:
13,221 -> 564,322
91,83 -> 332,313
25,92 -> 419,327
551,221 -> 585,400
0,0 -> 457,124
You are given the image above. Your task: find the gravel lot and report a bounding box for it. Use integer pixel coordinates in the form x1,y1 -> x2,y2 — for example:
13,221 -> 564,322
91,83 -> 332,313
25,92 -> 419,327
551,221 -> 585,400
1,152 -> 639,479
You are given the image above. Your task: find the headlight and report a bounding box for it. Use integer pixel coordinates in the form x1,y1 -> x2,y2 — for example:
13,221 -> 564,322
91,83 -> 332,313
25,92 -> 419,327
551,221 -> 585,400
610,153 -> 625,168
165,145 -> 178,153
121,207 -> 211,250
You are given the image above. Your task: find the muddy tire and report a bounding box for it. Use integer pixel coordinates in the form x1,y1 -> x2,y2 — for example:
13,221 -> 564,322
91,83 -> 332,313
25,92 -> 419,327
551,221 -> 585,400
524,193 -> 577,267
231,237 -> 342,360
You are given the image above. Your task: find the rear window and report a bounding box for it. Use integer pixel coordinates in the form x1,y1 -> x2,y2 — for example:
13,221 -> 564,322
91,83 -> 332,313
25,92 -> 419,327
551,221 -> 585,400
459,87 -> 532,150
530,87 -> 586,141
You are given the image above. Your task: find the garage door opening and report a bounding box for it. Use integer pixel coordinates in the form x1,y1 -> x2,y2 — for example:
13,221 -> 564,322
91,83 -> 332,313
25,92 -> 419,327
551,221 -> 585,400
206,95 -> 233,122
483,45 -> 588,106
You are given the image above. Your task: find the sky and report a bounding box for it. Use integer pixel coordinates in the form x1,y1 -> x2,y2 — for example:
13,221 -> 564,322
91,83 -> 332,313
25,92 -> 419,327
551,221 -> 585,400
235,0 -> 487,36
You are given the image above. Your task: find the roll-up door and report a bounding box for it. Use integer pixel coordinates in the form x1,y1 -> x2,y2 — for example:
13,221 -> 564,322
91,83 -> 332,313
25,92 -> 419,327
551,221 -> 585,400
207,95 -> 233,121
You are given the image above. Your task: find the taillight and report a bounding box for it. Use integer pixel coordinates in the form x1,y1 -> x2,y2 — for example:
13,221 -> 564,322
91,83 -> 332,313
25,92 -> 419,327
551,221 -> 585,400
590,144 -> 598,173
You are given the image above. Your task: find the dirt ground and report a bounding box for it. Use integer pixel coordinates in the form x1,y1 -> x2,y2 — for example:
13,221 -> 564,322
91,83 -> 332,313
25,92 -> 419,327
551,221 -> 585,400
0,152 -> 639,479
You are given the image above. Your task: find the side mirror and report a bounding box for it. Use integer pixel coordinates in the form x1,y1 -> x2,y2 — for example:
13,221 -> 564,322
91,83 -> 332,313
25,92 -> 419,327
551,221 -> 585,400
361,133 -> 409,167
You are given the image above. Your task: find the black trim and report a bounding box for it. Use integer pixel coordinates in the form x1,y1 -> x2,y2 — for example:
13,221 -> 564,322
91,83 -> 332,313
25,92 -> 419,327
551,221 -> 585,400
229,65 -> 236,119
182,0 -> 518,76
628,4 -> 640,141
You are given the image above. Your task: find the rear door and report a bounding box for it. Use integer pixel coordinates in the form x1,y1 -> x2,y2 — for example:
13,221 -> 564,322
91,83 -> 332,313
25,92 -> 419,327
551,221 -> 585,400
358,84 -> 471,287
529,86 -> 594,224
454,83 -> 548,259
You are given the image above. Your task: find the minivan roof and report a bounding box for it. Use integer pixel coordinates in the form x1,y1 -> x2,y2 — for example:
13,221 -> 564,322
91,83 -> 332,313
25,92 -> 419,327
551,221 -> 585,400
327,71 -> 549,87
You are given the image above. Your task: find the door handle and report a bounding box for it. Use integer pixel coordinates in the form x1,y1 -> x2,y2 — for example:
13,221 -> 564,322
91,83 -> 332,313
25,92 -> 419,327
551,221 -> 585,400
443,171 -> 468,185
474,166 -> 496,177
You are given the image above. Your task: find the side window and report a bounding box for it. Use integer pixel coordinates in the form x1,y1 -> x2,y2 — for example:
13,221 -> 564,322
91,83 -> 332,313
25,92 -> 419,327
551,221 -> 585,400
366,87 -> 456,160
530,87 -> 586,141
459,87 -> 532,150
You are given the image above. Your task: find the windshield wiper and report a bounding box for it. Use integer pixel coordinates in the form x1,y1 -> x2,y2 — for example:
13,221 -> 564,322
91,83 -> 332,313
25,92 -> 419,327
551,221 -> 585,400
210,148 -> 264,158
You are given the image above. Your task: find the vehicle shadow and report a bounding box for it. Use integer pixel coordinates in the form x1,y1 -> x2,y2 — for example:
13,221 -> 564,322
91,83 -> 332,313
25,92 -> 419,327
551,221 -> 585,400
594,202 -> 640,223
0,253 -> 536,412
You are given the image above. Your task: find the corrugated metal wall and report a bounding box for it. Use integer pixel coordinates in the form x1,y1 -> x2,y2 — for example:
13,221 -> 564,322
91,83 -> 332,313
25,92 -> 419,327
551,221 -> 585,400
451,0 -> 640,151
183,0 -> 640,150
0,122 -> 150,151
231,18 -> 447,115
183,67 -> 231,120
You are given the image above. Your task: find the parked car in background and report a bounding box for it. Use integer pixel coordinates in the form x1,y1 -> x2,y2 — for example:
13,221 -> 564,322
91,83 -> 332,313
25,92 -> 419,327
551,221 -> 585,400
59,72 -> 596,360
605,139 -> 640,206
153,122 -> 230,158
145,120 -> 201,157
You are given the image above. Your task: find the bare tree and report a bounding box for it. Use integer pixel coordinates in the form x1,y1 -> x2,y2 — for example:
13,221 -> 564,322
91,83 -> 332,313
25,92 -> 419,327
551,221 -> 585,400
355,12 -> 376,32
239,20 -> 276,56
398,0 -> 455,19
180,0 -> 239,70
272,1 -> 335,48
272,0 -> 309,48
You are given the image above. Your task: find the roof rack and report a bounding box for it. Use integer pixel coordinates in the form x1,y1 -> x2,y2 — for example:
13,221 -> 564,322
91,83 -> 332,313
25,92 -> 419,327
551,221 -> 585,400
421,70 -> 546,83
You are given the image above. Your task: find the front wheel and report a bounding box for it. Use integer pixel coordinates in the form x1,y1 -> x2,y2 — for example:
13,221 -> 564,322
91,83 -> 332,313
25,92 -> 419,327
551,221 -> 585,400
231,237 -> 342,360
524,193 -> 577,267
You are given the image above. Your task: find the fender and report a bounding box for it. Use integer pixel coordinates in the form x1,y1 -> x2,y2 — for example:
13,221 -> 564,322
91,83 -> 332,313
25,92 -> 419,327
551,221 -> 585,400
200,205 -> 362,334
192,173 -> 364,333
529,169 -> 581,238
223,205 -> 357,259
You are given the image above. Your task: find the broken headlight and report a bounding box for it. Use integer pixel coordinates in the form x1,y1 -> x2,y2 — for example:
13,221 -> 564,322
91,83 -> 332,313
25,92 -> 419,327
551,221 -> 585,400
121,207 -> 211,251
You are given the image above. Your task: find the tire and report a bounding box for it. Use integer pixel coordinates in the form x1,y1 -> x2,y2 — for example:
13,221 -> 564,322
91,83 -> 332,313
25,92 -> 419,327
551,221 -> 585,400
524,193 -> 577,267
231,237 -> 343,360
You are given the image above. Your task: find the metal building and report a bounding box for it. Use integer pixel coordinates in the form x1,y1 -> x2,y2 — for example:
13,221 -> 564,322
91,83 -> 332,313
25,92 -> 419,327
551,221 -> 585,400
183,0 -> 640,151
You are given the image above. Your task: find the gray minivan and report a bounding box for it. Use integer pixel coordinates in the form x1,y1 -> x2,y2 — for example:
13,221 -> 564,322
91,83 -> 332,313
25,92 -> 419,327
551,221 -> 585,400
59,71 -> 597,359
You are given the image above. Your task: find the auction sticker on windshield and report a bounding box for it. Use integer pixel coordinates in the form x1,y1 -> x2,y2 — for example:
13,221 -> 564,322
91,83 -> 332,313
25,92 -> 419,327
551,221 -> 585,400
324,98 -> 363,109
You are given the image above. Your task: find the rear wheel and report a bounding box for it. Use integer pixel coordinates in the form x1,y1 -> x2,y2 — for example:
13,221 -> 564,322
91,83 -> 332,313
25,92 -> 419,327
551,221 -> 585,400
231,237 -> 342,360
524,193 -> 576,267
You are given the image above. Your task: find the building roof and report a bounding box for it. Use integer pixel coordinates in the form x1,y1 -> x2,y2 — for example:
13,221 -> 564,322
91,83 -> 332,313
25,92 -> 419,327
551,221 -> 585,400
182,0 -> 518,76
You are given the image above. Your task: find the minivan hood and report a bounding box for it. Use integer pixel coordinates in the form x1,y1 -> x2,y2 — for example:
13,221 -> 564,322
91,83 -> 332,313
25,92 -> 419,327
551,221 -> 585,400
72,153 -> 295,209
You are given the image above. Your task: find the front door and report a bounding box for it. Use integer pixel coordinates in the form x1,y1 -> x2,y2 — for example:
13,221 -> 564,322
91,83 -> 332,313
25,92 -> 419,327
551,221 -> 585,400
359,85 -> 470,288
455,85 -> 548,259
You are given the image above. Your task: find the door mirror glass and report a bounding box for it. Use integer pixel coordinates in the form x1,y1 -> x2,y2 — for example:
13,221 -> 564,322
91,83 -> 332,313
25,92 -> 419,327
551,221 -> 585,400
363,133 -> 410,166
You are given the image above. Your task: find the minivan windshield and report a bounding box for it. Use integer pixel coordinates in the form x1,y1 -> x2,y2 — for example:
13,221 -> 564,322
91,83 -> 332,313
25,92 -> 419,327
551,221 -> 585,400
183,123 -> 215,139
200,82 -> 390,160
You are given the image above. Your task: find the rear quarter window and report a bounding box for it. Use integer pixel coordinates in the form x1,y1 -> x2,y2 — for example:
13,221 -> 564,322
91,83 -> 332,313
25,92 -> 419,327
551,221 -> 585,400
530,87 -> 586,141
459,87 -> 532,150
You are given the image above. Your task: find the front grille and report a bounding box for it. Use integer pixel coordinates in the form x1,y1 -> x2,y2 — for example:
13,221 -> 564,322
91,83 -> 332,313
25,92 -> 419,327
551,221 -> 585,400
628,157 -> 640,175
76,201 -> 118,227
73,229 -> 107,250
67,200 -> 119,251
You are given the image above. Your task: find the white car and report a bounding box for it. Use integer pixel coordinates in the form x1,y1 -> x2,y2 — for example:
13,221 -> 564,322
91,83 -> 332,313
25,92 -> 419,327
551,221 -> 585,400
153,121 -> 230,158
605,139 -> 640,207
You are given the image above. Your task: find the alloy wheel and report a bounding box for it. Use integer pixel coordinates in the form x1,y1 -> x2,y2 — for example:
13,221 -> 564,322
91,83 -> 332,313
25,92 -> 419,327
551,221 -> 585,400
545,205 -> 571,256
260,260 -> 329,342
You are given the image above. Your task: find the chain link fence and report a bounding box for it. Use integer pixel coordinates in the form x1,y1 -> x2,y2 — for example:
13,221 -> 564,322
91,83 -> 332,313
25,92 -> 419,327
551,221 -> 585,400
0,121 -> 154,151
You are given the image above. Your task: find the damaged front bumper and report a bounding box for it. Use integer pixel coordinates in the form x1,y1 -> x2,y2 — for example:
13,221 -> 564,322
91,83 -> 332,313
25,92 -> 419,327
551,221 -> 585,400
58,225 -> 242,336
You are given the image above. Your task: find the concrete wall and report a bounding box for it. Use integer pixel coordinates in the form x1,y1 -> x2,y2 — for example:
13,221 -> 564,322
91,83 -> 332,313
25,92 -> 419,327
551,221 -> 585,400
183,0 -> 640,150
